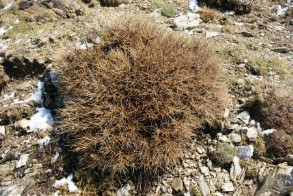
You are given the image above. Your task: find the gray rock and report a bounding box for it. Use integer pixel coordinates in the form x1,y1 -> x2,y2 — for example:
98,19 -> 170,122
217,133 -> 228,142
116,183 -> 131,196
183,177 -> 190,192
197,176 -> 210,196
241,31 -> 254,37
222,182 -> 235,192
272,47 -> 289,53
255,164 -> 293,195
230,133 -> 242,143
200,166 -> 210,176
174,14 -> 200,30
170,178 -> 184,192
206,31 -> 219,38
237,111 -> 250,124
16,154 -> 30,168
237,145 -> 254,159
223,108 -> 230,118
0,172 -> 36,195
281,154 -> 293,166
230,156 -> 242,181
246,127 -> 258,140
150,9 -> 161,18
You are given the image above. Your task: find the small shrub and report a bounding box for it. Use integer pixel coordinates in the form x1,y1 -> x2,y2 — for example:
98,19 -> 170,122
200,6 -> 220,22
266,130 -> 293,158
253,137 -> 266,158
250,90 -> 293,158
152,0 -> 177,17
209,143 -> 236,167
58,16 -> 228,175
99,0 -> 124,7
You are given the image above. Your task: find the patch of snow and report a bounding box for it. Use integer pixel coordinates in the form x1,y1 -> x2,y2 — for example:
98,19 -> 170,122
0,27 -> 8,36
14,19 -> 20,24
12,81 -> 44,105
51,152 -> 59,163
277,5 -> 288,15
29,81 -> 44,103
0,126 -> 5,135
13,98 -> 26,104
76,42 -> 93,50
8,26 -> 13,30
189,0 -> 200,12
53,174 -> 79,192
3,91 -> 15,100
38,135 -> 50,146
260,128 -> 276,136
2,1 -> 14,10
29,107 -> 53,132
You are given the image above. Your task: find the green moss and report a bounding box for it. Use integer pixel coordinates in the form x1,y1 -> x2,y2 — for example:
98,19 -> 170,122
209,143 -> 237,168
253,137 -> 266,157
152,0 -> 177,17
219,46 -> 291,79
228,77 -> 237,86
194,184 -> 202,196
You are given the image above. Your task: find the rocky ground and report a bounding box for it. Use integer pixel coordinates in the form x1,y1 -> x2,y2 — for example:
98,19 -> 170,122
0,0 -> 292,195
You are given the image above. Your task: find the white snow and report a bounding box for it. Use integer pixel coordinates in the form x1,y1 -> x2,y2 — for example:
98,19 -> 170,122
8,26 -> 13,30
0,26 -> 8,36
3,91 -> 15,100
260,128 -> 276,136
14,19 -> 20,24
12,81 -> 44,105
76,42 -> 93,50
29,107 -> 53,132
2,1 -> 14,10
29,81 -> 44,103
53,174 -> 79,192
189,0 -> 200,12
0,126 -> 5,135
51,152 -> 59,163
277,5 -> 288,15
38,135 -> 50,146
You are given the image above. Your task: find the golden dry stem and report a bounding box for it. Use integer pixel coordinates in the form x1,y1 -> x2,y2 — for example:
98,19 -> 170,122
200,6 -> 220,22
57,15 -> 228,173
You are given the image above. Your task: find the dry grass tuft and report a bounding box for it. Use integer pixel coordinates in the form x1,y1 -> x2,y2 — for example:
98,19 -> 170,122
0,66 -> 9,93
200,6 -> 220,22
57,16 -> 228,175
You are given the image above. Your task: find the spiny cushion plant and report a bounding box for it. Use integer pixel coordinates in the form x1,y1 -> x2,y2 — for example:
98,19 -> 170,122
253,91 -> 293,158
57,16 -> 228,174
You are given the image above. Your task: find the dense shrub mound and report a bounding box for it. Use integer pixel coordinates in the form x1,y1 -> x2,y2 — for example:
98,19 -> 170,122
57,16 -> 228,173
251,90 -> 293,158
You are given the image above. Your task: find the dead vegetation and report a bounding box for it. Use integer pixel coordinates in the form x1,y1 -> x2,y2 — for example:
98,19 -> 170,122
200,6 -> 220,22
60,15 -> 228,188
0,66 -> 9,93
250,89 -> 293,158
